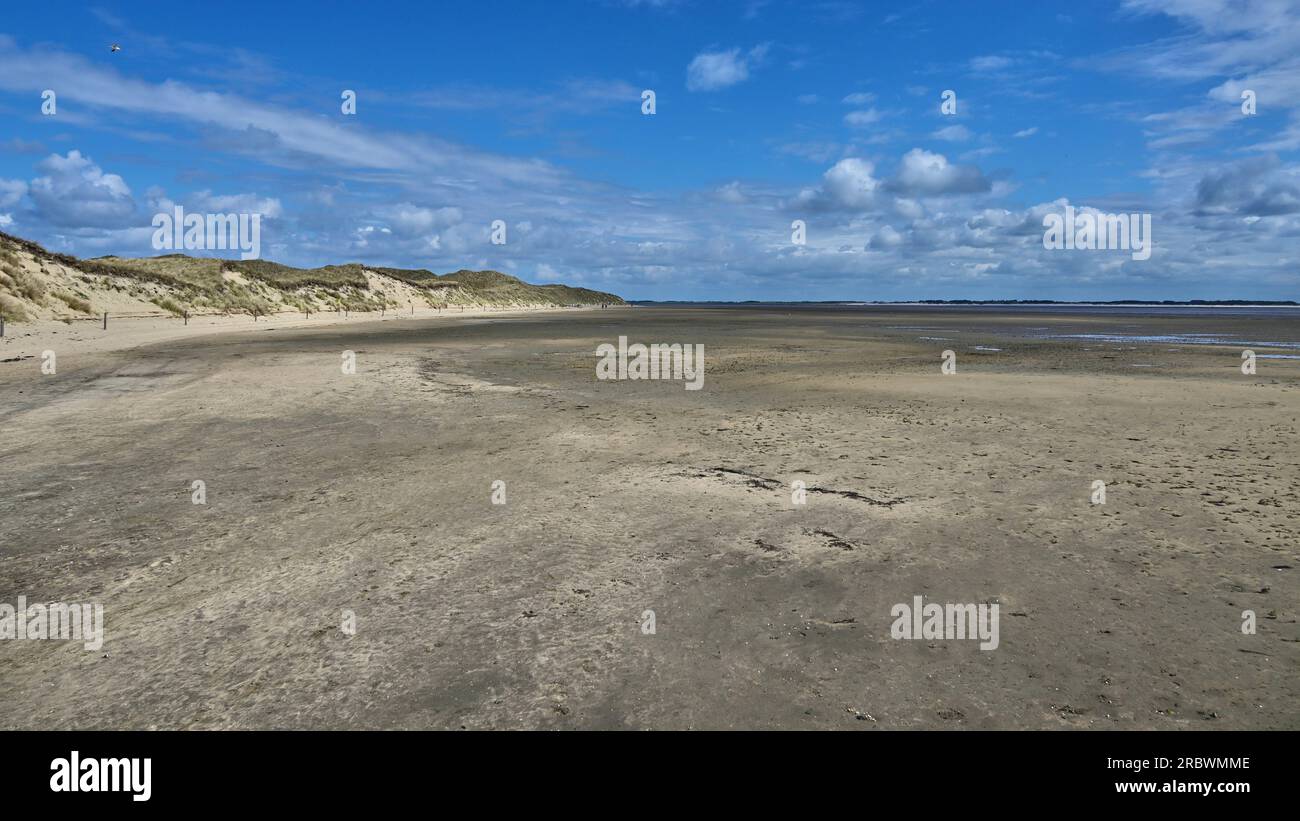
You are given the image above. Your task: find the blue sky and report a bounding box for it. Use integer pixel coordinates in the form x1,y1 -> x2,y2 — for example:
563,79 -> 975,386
1,0 -> 1297,300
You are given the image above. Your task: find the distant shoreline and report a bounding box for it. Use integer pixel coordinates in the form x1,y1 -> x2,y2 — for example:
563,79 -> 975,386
633,299 -> 1300,307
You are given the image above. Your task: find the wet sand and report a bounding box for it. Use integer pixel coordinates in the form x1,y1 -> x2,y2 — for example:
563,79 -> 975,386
0,306 -> 1296,729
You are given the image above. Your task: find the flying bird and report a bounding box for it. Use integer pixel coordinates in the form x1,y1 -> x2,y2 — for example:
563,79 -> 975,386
109,44 -> 121,52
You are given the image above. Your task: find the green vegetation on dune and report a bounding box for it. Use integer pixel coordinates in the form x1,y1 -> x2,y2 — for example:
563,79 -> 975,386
225,259 -> 371,289
438,268 -> 523,288
538,283 -> 626,305
0,230 -> 625,321
95,254 -> 226,289
434,269 -> 625,307
363,264 -> 459,289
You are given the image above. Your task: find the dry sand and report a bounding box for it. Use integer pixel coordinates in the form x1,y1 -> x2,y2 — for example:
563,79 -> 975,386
0,306 -> 1296,729
0,304 -> 602,362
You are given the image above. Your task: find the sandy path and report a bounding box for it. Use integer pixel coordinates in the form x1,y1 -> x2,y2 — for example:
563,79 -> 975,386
0,307 -> 1295,729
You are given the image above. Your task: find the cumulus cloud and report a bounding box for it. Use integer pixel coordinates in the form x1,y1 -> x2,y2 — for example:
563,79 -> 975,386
820,158 -> 881,208
27,150 -> 136,229
887,148 -> 992,196
0,19 -> 1293,300
791,148 -> 998,213
382,204 -> 463,237
1194,155 -> 1300,216
868,224 -> 904,249
0,179 -> 27,208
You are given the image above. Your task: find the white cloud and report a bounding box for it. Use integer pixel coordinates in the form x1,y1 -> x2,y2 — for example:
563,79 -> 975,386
0,179 -> 27,208
1105,0 -> 1300,152
892,197 -> 924,219
713,182 -> 748,204
889,148 -> 992,196
822,158 -> 880,208
970,55 -> 1014,72
843,108 -> 883,127
791,147 -> 998,215
1194,154 -> 1300,216
932,125 -> 973,142
0,21 -> 1294,300
686,45 -> 768,91
1013,127 -> 1038,138
0,37 -> 565,189
192,191 -> 284,219
28,150 -> 136,229
869,224 -> 904,249
381,204 -> 463,237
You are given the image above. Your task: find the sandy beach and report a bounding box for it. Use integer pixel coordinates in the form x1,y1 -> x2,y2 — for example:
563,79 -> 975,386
0,305 -> 1296,729
0,304 -> 615,362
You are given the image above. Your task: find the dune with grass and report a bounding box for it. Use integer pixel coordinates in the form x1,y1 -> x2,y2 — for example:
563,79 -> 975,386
0,230 -> 624,326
